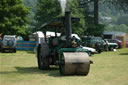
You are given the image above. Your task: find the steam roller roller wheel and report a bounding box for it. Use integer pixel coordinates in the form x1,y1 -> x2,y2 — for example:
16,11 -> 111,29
59,52 -> 90,75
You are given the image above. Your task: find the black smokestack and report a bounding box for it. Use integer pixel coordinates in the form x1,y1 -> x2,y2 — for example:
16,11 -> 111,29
65,1 -> 72,43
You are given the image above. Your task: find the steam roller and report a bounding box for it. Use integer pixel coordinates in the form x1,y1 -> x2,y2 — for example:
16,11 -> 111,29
59,52 -> 90,75
36,3 -> 93,75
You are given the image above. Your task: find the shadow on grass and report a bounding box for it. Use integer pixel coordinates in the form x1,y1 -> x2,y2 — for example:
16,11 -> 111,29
26,51 -> 35,54
119,53 -> 128,55
0,51 -> 15,53
16,50 -> 35,54
0,66 -> 63,77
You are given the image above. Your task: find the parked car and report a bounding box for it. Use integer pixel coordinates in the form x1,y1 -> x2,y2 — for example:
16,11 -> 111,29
108,43 -> 118,51
1,35 -> 17,53
107,39 -> 122,48
82,46 -> 97,55
82,37 -> 104,53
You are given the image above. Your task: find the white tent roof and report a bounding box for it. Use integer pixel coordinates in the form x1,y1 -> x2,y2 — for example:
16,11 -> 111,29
33,31 -> 44,38
46,31 -> 61,37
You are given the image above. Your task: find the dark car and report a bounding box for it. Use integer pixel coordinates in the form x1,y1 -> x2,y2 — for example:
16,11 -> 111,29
107,39 -> 122,48
82,37 -> 104,53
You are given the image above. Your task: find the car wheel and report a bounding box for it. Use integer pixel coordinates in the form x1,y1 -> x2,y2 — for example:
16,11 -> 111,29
1,48 -> 5,53
98,50 -> 101,53
88,51 -> 92,56
13,48 -> 16,53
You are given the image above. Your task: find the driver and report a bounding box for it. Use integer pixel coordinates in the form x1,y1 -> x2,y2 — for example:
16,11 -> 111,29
71,36 -> 80,47
60,30 -> 66,41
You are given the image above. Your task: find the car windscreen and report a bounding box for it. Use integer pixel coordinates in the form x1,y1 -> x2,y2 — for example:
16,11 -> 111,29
82,38 -> 90,42
90,38 -> 102,43
108,40 -> 116,43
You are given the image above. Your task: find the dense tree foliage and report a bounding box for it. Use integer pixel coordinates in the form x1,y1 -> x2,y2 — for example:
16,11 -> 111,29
105,24 -> 128,33
0,0 -> 29,36
116,15 -> 128,25
99,1 -> 128,33
35,0 -> 61,29
24,0 -> 37,13
106,0 -> 128,11
79,0 -> 105,36
85,0 -> 128,34
24,0 -> 37,32
70,0 -> 87,36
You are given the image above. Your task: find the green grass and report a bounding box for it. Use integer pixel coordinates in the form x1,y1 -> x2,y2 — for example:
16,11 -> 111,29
0,48 -> 128,85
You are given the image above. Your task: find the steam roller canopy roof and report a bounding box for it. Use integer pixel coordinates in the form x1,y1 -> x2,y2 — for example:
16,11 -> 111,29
38,16 -> 80,29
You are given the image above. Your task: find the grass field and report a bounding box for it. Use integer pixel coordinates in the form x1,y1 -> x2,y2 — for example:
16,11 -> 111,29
0,48 -> 128,85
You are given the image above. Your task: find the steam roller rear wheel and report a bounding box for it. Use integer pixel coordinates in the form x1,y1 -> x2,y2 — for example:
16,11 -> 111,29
59,52 -> 90,75
37,45 -> 42,70
37,54 -> 50,70
41,43 -> 50,70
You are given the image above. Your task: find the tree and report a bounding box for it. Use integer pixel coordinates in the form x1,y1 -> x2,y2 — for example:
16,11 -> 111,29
24,0 -> 38,33
35,0 -> 61,29
70,0 -> 87,36
83,0 -> 128,36
0,0 -> 29,36
116,15 -> 128,25
105,24 -> 128,33
94,0 -> 99,25
108,0 -> 128,9
79,0 -> 104,36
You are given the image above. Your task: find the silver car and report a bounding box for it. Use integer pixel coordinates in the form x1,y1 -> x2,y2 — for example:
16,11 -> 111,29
1,35 -> 16,53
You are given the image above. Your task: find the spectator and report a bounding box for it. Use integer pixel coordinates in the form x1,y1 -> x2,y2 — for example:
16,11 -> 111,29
105,39 -> 109,51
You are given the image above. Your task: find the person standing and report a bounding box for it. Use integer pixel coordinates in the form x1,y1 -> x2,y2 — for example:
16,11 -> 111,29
105,39 -> 109,51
